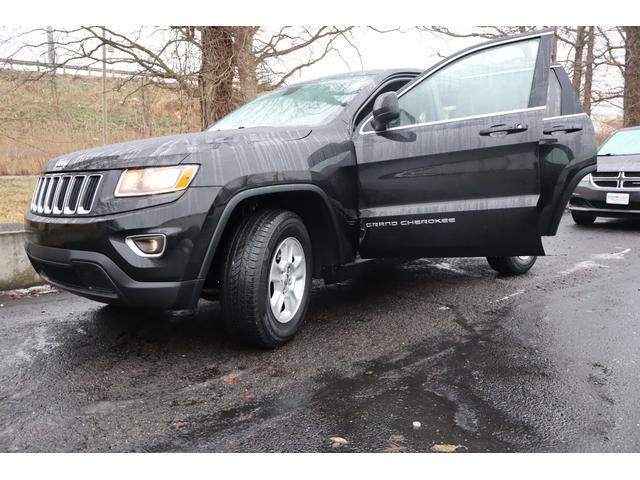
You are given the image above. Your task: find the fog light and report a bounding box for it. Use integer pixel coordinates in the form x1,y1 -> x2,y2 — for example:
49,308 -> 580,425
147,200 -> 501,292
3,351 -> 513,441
126,234 -> 166,257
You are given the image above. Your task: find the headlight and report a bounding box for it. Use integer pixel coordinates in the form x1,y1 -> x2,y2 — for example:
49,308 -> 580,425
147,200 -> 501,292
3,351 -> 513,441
115,165 -> 199,197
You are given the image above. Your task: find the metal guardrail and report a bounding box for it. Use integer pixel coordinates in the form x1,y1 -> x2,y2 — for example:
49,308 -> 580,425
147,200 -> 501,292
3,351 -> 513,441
0,57 -> 152,78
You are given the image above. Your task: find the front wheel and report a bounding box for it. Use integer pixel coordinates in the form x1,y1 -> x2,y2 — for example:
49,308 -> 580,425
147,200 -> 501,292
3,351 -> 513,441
221,209 -> 312,348
486,255 -> 537,276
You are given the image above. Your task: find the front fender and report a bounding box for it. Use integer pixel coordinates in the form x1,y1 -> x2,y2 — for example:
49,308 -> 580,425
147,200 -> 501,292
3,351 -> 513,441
194,184 -> 348,282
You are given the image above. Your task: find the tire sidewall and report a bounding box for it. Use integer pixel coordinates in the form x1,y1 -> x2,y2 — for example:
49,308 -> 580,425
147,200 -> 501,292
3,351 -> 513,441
510,255 -> 537,272
259,215 -> 312,343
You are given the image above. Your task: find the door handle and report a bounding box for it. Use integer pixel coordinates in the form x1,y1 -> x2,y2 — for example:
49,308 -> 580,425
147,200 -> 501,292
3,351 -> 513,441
542,124 -> 583,136
479,123 -> 528,137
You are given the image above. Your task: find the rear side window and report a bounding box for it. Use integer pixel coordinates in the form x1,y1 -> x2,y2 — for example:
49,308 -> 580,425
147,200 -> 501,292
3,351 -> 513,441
392,38 -> 540,126
547,69 -> 562,117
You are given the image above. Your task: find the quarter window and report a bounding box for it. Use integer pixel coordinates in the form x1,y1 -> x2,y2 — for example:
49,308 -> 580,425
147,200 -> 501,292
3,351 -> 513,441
391,38 -> 540,127
547,69 -> 562,117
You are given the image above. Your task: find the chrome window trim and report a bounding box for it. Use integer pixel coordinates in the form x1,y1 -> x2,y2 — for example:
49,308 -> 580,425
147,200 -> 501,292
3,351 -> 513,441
543,113 -> 588,121
359,106 -> 546,136
358,31 -> 552,136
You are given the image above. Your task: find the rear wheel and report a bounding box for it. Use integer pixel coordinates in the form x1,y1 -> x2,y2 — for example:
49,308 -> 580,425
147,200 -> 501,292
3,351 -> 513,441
221,209 -> 312,348
486,255 -> 537,276
571,210 -> 597,225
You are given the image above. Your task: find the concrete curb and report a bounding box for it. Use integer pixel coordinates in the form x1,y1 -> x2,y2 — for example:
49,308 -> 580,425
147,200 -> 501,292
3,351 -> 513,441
0,230 -> 43,290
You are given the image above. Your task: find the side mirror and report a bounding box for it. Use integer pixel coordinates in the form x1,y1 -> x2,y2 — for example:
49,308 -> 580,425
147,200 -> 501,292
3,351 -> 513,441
371,92 -> 400,131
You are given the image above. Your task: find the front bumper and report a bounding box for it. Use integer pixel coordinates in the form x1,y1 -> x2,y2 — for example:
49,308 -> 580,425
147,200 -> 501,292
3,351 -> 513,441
570,184 -> 640,217
24,186 -> 223,309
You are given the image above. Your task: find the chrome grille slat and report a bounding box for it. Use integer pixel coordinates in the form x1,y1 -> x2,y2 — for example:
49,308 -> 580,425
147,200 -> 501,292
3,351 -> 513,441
30,177 -> 43,211
64,175 -> 86,214
36,177 -> 50,214
53,176 -> 71,214
591,171 -> 640,190
30,173 -> 102,216
78,175 -> 102,214
44,176 -> 60,214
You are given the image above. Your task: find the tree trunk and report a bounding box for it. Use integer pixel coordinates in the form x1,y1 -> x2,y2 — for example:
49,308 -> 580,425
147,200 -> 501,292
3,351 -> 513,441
572,26 -> 586,95
624,26 -> 640,127
233,26 -> 259,104
583,26 -> 595,115
552,26 -> 558,63
198,26 -> 235,129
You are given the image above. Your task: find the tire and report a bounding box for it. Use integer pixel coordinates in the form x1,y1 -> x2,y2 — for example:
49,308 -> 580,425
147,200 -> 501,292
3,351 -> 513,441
486,256 -> 537,276
221,209 -> 312,348
571,210 -> 597,225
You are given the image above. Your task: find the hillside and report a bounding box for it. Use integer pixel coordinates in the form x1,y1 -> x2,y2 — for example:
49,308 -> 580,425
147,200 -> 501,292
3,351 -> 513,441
0,68 -> 624,176
0,70 -> 200,175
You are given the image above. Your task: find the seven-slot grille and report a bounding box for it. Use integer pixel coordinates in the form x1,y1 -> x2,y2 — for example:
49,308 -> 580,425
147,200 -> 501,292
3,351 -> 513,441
591,171 -> 640,190
30,174 -> 102,215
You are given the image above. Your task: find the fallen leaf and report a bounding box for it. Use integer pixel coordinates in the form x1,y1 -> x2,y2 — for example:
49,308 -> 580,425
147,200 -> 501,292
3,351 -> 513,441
385,434 -> 408,453
330,436 -> 348,448
222,376 -> 239,384
174,420 -> 188,429
240,393 -> 254,402
384,444 -> 408,453
431,443 -> 463,453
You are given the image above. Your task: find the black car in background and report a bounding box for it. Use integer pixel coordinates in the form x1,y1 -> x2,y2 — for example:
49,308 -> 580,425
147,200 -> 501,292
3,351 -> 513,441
25,30 -> 597,347
570,126 -> 640,224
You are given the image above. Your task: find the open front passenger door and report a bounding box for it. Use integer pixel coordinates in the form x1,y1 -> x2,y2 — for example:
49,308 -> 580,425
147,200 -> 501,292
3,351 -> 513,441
354,30 -> 596,259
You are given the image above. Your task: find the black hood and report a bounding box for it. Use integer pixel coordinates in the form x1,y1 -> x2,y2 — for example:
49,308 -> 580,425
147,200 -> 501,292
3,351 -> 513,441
43,127 -> 313,173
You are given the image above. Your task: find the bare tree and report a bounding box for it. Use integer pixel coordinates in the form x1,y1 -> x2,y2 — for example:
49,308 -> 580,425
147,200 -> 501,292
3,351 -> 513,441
623,27 -> 640,127
571,26 -> 586,92
583,27 -> 595,115
2,26 -> 359,128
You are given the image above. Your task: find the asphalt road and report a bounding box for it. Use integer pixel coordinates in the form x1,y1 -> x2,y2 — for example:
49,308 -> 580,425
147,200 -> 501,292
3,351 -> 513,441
1,213 -> 639,452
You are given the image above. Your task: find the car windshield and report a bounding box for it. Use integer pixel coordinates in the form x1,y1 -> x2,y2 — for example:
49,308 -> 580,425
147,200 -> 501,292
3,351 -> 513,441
599,129 -> 640,155
209,76 -> 375,130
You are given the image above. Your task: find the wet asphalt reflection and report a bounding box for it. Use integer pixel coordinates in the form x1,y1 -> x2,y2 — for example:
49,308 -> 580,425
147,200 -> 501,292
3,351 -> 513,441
1,213 -> 639,452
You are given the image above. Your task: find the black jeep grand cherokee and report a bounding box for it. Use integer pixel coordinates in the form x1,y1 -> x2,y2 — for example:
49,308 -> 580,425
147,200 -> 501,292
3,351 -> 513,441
25,31 -> 596,347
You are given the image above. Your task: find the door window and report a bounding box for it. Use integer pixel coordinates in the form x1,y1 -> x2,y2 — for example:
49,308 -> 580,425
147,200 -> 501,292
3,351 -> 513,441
390,38 -> 540,127
547,69 -> 562,117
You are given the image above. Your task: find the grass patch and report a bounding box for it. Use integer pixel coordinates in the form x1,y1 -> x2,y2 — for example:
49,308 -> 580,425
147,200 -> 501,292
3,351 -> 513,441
0,70 -> 201,175
0,177 -> 37,224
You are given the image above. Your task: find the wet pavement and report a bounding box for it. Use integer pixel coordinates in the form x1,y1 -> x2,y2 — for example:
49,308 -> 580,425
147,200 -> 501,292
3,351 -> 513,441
1,212 -> 639,452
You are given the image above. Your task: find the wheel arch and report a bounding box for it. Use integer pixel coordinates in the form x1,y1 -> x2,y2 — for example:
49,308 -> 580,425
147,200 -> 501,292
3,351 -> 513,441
197,184 -> 348,290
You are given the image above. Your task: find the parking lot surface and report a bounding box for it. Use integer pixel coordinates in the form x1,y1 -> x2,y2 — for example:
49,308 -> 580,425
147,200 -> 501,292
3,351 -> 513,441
1,213 -> 639,452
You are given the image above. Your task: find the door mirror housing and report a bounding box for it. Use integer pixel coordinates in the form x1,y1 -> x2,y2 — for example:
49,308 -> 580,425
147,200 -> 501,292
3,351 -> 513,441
371,92 -> 400,131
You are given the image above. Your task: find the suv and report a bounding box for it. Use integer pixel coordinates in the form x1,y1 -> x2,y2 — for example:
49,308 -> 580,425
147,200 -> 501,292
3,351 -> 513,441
25,31 -> 596,347
570,126 -> 640,224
